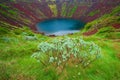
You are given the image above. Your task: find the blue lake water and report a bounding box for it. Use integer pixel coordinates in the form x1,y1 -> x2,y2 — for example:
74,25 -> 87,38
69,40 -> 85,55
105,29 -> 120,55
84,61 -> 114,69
36,18 -> 85,36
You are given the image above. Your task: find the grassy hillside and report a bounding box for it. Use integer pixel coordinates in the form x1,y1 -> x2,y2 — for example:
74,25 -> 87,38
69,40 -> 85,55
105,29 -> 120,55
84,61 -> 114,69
83,6 -> 120,39
0,5 -> 120,80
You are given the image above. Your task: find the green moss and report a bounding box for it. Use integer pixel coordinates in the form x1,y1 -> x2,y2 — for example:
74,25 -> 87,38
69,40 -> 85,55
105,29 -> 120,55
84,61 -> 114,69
49,4 -> 58,17
67,5 -> 78,17
88,10 -> 100,16
111,6 -> 120,15
0,4 -> 9,9
61,2 -> 67,17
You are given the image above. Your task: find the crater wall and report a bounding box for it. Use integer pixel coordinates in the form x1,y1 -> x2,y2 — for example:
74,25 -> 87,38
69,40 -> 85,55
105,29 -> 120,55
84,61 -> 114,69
0,0 -> 120,31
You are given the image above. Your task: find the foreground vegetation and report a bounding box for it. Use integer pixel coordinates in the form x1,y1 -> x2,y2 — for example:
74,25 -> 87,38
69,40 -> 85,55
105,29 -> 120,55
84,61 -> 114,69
0,26 -> 120,80
0,6 -> 120,80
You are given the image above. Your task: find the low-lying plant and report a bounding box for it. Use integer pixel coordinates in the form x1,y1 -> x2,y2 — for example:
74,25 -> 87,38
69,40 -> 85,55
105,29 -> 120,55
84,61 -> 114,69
32,36 -> 101,73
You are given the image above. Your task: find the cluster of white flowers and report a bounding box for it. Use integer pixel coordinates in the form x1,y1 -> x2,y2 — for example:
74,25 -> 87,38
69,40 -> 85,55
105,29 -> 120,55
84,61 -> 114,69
37,42 -> 54,53
32,36 -> 101,67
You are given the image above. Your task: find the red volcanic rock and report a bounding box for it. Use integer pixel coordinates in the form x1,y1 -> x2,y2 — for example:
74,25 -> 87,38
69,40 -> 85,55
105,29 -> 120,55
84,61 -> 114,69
83,29 -> 98,36
48,35 -> 56,37
0,0 -> 120,32
112,23 -> 120,29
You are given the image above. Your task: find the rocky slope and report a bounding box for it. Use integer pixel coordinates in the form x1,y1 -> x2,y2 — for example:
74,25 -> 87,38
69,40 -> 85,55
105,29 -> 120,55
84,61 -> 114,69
0,0 -> 120,31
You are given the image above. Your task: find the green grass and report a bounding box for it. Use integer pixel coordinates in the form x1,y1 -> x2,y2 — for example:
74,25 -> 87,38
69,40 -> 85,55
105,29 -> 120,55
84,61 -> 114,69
88,10 -> 100,16
83,6 -> 120,33
0,27 -> 120,80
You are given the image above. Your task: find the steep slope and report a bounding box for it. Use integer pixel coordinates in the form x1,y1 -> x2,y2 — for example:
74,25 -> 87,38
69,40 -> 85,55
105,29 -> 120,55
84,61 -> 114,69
83,6 -> 120,39
0,0 -> 120,31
